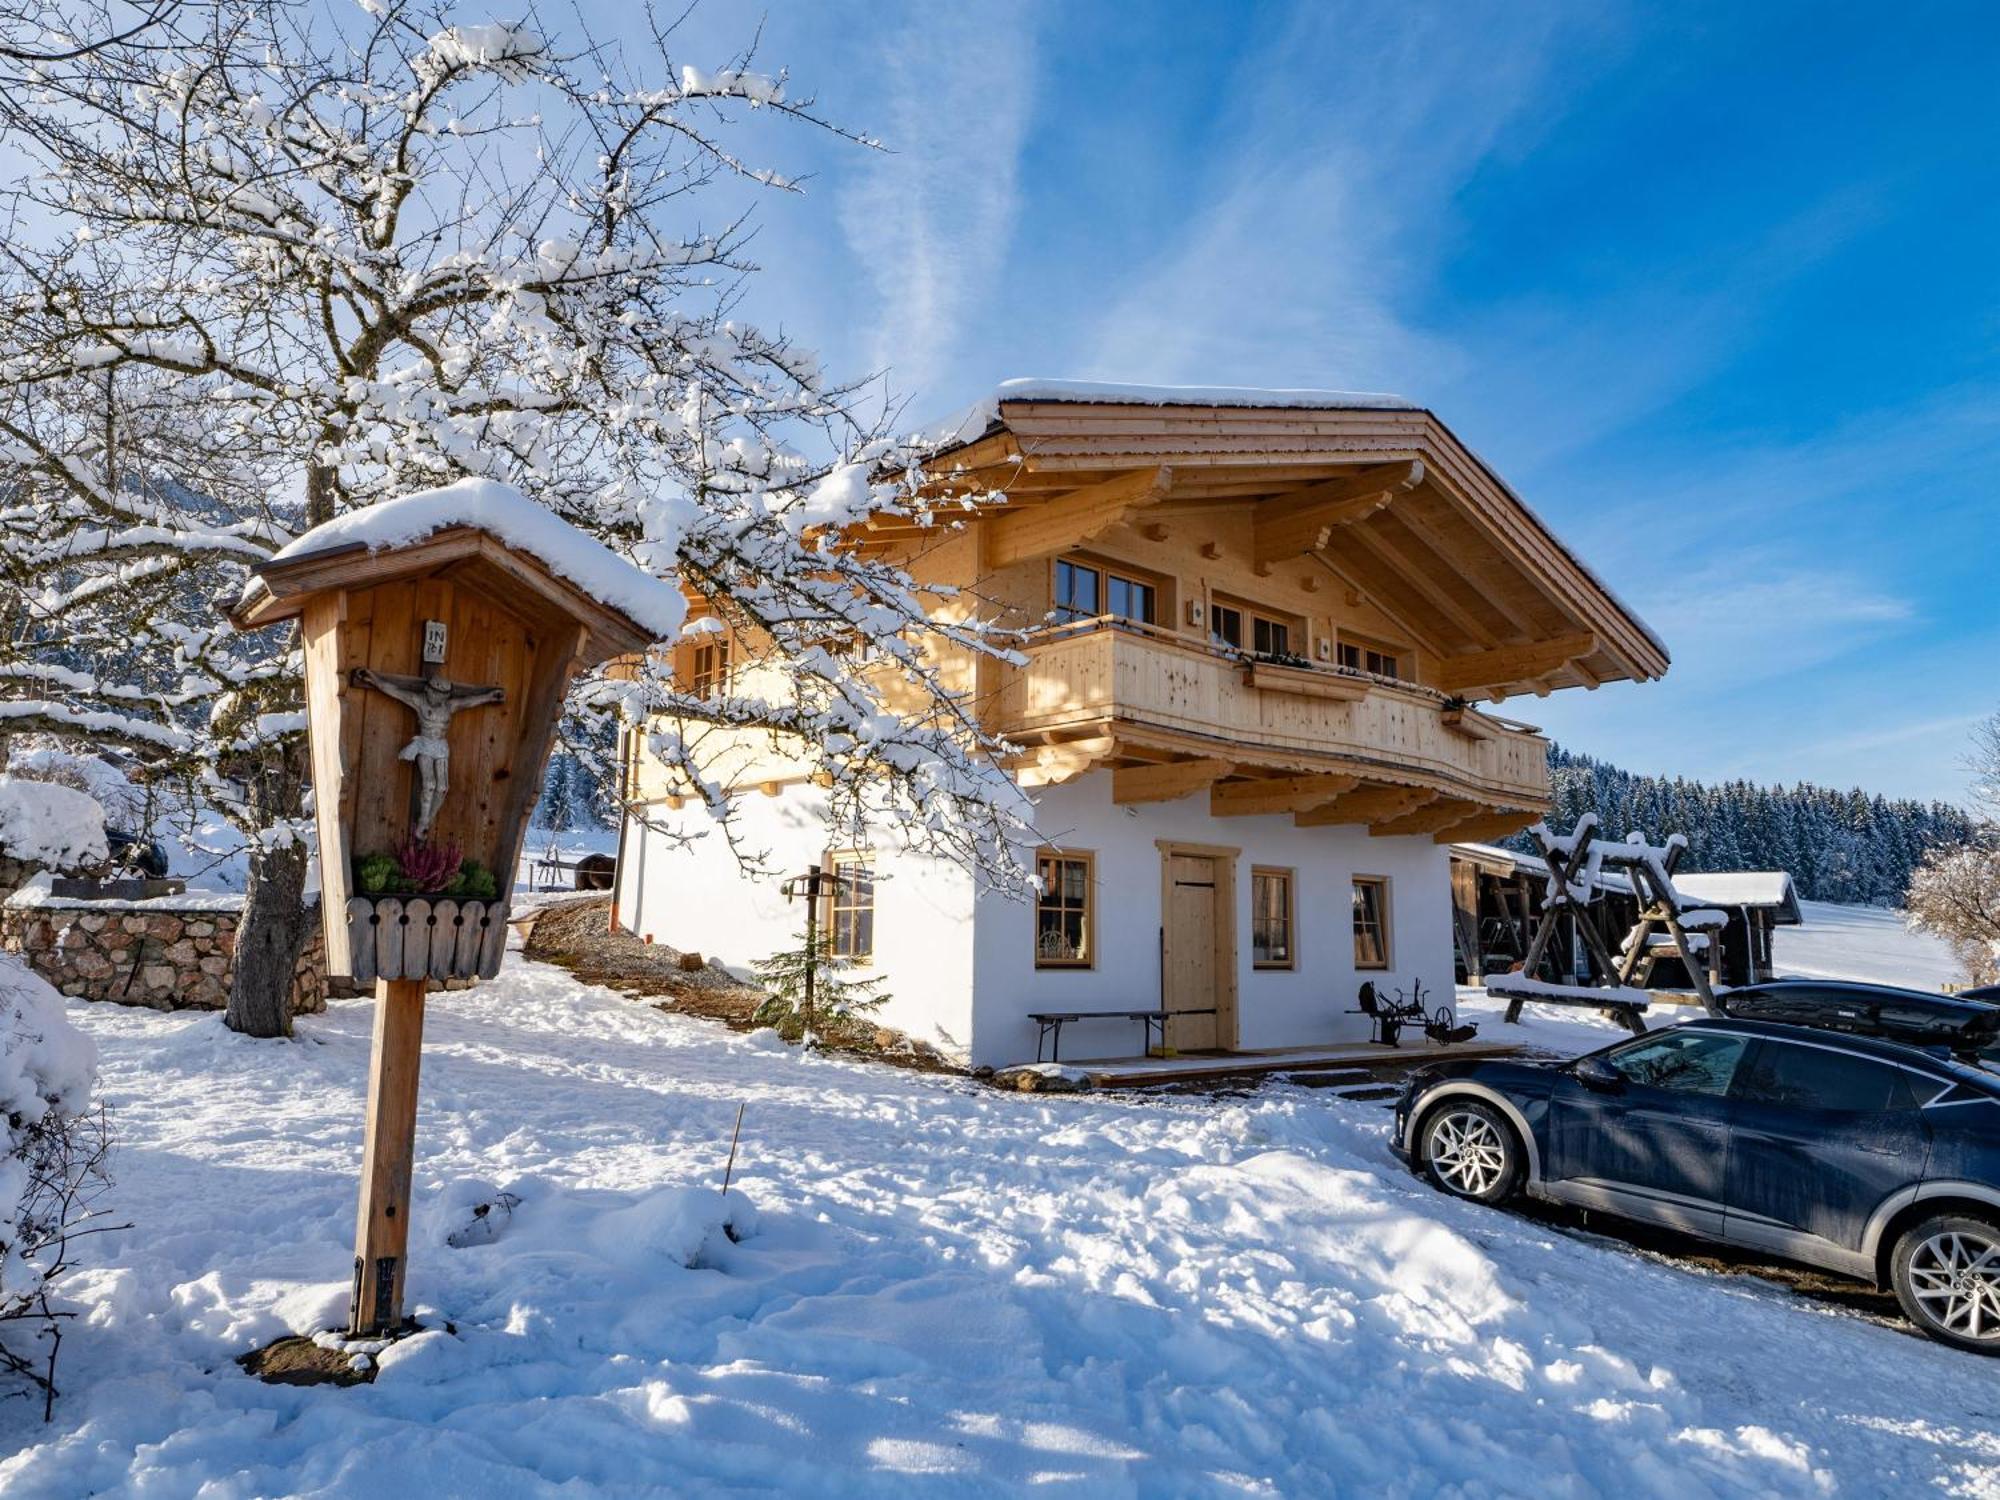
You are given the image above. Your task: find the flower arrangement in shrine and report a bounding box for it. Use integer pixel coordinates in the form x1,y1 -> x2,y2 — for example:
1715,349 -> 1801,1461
352,839 -> 498,902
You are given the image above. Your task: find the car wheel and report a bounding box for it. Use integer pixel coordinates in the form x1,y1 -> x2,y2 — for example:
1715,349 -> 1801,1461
1419,1099 -> 1520,1205
1891,1215 -> 2000,1354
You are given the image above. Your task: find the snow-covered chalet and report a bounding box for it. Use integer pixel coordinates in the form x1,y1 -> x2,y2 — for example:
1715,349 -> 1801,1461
612,382 -> 1669,1068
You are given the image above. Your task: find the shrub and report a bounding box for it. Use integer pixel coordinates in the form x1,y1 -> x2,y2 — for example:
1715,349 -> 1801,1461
1,955 -> 114,1418
750,928 -> 888,1043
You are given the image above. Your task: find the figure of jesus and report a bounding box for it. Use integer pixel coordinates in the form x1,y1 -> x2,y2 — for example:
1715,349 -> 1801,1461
350,668 -> 506,840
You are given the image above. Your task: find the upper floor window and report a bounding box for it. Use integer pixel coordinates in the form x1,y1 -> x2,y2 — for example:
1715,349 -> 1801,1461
1253,617 -> 1292,657
1338,640 -> 1403,679
1056,558 -> 1154,626
691,638 -> 732,699
825,853 -> 875,962
1211,600 -> 1294,657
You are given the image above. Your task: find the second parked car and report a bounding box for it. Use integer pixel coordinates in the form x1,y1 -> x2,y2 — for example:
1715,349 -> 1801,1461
1393,1015 -> 2000,1352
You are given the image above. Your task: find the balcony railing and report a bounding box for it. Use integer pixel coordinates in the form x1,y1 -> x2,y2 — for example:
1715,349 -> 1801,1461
993,617 -> 1549,807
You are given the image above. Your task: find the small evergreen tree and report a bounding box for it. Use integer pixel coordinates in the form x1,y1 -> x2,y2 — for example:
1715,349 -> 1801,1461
751,928 -> 889,1043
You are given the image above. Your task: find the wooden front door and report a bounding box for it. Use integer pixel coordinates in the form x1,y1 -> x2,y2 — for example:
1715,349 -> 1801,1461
1164,853 -> 1221,1051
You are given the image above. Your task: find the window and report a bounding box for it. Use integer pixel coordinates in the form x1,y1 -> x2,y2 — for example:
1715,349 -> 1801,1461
1252,867 -> 1295,969
1605,1031 -> 1747,1097
1054,559 -> 1101,622
1055,559 -> 1155,625
1253,617 -> 1292,657
1351,876 -> 1390,970
1210,603 -> 1243,649
690,638 -> 731,699
1105,573 -> 1155,624
1036,849 -> 1094,967
1338,641 -> 1403,679
1734,1042 -> 1915,1113
825,853 -> 875,962
1212,600 -> 1295,657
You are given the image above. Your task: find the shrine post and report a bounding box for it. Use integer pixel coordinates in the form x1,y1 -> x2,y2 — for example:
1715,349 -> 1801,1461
232,484 -> 673,1336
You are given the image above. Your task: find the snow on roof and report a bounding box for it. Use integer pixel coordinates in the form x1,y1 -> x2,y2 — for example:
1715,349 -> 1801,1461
257,479 -> 686,641
913,378 -> 1417,453
1674,871 -> 1802,922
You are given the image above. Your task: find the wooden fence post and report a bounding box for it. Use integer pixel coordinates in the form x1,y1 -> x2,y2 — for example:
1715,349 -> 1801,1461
349,976 -> 427,1336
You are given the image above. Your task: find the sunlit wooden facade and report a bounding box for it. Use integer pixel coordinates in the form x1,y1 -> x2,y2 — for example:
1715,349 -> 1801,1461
617,386 -> 1667,1067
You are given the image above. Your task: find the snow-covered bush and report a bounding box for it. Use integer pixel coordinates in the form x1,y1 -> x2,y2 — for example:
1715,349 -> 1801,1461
0,954 -> 107,1413
0,774 -> 107,873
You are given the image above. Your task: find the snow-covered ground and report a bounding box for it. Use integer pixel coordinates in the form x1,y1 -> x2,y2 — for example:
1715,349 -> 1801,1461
5,932 -> 1999,1496
1774,899 -> 1964,990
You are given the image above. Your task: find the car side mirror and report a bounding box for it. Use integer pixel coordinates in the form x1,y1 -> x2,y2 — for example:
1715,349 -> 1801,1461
1573,1056 -> 1624,1094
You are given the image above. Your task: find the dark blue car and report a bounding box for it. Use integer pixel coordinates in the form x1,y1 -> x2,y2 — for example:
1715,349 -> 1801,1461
1392,1016 -> 2000,1352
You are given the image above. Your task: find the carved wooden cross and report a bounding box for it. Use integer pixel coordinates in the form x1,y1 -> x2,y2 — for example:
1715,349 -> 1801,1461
349,634 -> 505,840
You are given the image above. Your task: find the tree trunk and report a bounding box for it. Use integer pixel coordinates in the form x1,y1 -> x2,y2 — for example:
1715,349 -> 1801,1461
226,840 -> 310,1038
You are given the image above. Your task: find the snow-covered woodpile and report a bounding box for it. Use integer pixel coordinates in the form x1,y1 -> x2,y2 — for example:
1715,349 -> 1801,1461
1,889 -> 327,1014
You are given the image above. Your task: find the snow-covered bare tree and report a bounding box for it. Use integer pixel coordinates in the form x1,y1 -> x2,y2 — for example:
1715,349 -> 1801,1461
1908,708 -> 2000,985
1908,841 -> 2000,986
0,1 -> 1032,1037
0,0 -> 183,64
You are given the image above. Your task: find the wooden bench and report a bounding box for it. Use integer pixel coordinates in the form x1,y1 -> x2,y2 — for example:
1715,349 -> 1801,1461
1026,1007 -> 1217,1063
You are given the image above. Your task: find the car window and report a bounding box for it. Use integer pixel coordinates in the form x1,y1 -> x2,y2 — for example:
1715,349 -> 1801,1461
1734,1041 -> 1917,1112
1605,1032 -> 1747,1096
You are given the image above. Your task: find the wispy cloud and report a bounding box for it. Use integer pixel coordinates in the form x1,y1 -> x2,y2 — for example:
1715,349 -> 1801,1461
835,4 -> 1039,411
1077,3 -> 1608,390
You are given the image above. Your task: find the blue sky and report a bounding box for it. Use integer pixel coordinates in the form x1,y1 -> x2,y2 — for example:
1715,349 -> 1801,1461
637,0 -> 1999,805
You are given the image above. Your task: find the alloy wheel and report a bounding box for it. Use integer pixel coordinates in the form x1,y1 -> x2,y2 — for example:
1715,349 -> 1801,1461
1906,1230 -> 2000,1342
1428,1107 -> 1509,1198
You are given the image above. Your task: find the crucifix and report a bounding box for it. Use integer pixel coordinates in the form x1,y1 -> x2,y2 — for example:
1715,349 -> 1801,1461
350,623 -> 505,840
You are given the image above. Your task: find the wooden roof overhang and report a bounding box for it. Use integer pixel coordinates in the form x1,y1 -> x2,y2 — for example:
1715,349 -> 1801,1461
869,396 -> 1668,701
235,525 -> 660,666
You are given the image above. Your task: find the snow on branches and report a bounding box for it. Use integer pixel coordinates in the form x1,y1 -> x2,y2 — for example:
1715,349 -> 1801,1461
0,0 -> 1040,1028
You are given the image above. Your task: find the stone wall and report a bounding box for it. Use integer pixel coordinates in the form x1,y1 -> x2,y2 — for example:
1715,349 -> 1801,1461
1,894 -> 328,1014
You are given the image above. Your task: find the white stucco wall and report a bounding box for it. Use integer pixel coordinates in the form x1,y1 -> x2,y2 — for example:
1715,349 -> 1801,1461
618,769 -> 1454,1071
966,772 -> 1454,1068
614,788 -> 979,1058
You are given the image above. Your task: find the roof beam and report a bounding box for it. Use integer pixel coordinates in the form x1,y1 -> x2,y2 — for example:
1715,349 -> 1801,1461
1252,461 -> 1425,565
1372,797 -> 1485,837
1295,785 -> 1436,829
1112,757 -> 1235,805
984,466 -> 1175,568
1436,809 -> 1541,845
1435,633 -> 1598,695
1335,520 -> 1499,652
1210,772 -> 1361,818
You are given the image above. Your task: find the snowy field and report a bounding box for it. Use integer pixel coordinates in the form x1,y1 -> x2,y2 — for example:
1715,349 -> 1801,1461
1774,898 -> 1964,990
1,905 -> 1996,1497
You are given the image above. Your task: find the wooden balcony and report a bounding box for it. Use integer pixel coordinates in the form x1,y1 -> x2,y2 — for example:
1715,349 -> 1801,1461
992,619 -> 1549,833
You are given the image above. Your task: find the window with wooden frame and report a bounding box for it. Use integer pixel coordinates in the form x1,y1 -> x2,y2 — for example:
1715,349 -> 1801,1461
1251,867 -> 1296,969
1337,637 -> 1406,680
690,637 -> 732,699
1035,849 -> 1095,967
1211,596 -> 1299,658
1351,876 -> 1391,970
1055,557 -> 1155,626
824,852 -> 875,962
